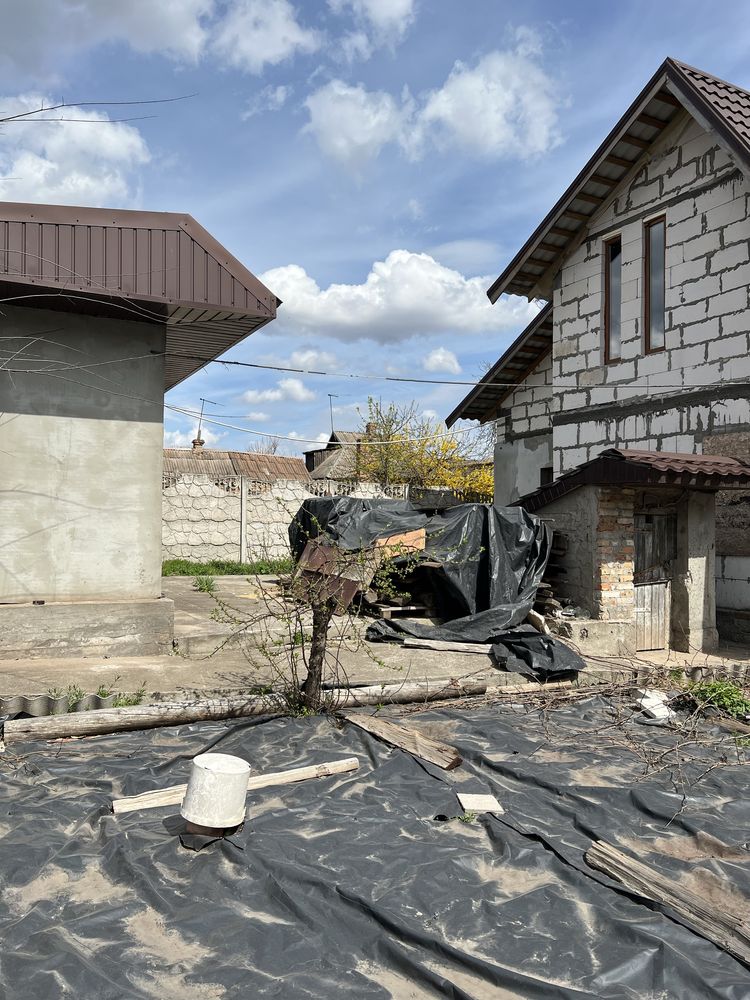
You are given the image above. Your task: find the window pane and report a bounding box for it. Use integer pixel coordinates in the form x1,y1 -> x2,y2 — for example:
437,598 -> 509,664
607,239 -> 622,360
648,220 -> 665,350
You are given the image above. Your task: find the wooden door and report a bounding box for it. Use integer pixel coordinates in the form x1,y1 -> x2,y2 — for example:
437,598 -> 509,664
634,513 -> 676,652
634,581 -> 668,651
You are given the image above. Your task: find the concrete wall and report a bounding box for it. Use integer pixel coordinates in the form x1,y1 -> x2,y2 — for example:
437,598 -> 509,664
162,476 -> 406,562
0,304 -> 165,603
717,556 -> 750,610
494,435 -> 552,505
550,111 -> 750,476
533,485 -> 599,613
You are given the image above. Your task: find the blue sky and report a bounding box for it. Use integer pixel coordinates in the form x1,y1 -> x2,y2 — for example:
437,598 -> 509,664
3,1 -> 749,454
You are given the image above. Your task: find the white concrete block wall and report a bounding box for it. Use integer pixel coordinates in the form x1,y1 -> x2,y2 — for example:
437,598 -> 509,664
495,352 -> 552,443
162,475 -> 405,562
547,112 -> 750,477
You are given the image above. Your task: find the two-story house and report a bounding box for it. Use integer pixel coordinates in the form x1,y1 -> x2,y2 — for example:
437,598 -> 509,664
448,58 -> 750,657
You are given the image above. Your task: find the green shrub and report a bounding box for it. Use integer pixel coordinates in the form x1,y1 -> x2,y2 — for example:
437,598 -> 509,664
689,679 -> 750,719
193,575 -> 216,595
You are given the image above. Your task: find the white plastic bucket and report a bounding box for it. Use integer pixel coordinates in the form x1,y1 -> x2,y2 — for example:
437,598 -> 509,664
180,752 -> 251,830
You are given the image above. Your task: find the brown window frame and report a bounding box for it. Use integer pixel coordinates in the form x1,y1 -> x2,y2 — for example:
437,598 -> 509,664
603,234 -> 622,364
644,215 -> 666,355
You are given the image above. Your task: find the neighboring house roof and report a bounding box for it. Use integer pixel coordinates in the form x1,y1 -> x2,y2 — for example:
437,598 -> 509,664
518,449 -> 750,513
445,304 -> 553,426
309,444 -> 361,480
0,201 -> 279,390
487,57 -> 750,304
304,430 -> 364,480
163,449 -> 310,481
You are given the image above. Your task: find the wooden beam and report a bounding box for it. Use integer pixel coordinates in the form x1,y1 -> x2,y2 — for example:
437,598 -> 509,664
549,225 -> 579,238
562,208 -> 590,222
604,154 -> 637,169
112,757 -> 361,814
590,173 -> 618,187
402,637 -> 492,655
620,133 -> 650,149
575,191 -> 606,205
340,712 -> 462,770
638,111 -> 669,130
654,90 -> 681,107
586,840 -> 750,966
535,240 -> 565,253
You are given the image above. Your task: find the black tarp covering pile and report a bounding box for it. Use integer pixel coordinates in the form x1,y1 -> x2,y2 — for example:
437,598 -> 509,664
290,497 -> 583,680
1,704 -> 749,998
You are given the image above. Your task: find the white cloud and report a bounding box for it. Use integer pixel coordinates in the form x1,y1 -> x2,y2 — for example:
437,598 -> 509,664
406,198 -> 423,221
243,377 -> 316,403
289,348 -> 337,369
422,408 -> 438,420
242,84 -> 293,119
164,421 -> 225,448
424,347 -> 461,374
330,0 -> 416,52
304,30 -> 563,169
0,94 -> 150,205
246,411 -> 271,421
212,0 -> 320,74
0,0 -> 213,73
339,30 -> 373,63
415,36 -> 563,159
262,249 -> 538,344
304,80 -> 410,171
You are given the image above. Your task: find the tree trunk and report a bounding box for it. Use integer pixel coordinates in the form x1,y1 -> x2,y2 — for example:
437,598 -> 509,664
302,599 -> 335,710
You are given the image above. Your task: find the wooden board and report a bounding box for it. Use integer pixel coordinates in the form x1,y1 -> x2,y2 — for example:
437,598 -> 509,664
377,604 -> 427,620
341,711 -> 462,770
112,756 -> 360,814
457,792 -> 503,814
586,839 -> 750,965
402,638 -> 492,655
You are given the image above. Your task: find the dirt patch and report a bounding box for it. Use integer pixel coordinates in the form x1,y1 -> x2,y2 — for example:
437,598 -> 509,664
621,830 -> 750,864
8,862 -> 131,911
465,858 -> 556,898
131,972 -> 226,1000
124,908 -> 212,967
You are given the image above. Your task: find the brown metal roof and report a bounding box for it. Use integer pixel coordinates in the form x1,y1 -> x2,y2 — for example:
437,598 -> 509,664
445,304 -> 552,427
163,449 -> 310,482
487,58 -> 750,304
0,201 -> 279,390
519,448 -> 750,512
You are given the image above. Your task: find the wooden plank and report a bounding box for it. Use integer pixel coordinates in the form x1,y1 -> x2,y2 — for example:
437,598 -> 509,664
377,604 -> 427,620
402,637 -> 492,655
457,792 -> 503,814
341,712 -> 462,770
112,756 -> 360,814
585,840 -> 750,965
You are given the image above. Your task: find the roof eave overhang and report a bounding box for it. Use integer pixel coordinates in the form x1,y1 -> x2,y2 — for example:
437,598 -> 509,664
486,58 -> 750,307
445,303 -> 553,427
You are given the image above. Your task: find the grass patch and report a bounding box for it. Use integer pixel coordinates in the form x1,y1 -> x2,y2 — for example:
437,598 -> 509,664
162,557 -> 293,577
193,574 -> 216,595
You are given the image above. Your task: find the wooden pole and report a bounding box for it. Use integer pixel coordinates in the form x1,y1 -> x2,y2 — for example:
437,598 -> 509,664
112,756 -> 360,814
2,675 -> 574,744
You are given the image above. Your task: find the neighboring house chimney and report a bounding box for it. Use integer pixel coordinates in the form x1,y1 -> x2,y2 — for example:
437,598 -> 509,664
192,437 -> 205,451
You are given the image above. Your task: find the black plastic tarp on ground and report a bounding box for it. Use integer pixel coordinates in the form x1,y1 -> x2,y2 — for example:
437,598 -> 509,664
1,702 -> 749,998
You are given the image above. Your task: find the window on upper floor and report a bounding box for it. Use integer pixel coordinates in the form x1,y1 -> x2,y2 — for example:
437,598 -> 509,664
540,466 -> 553,486
645,216 -> 666,353
604,235 -> 622,363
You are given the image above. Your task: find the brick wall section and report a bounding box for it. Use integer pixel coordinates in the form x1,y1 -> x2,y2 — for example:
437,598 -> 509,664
593,489 -> 635,620
548,111 -> 750,476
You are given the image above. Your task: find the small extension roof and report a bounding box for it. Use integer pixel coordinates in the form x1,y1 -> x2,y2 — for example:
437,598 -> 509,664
488,58 -> 750,304
518,449 -> 750,513
0,201 -> 280,390
445,304 -> 552,427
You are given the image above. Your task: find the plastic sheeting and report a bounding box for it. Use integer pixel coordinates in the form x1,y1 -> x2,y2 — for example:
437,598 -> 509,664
1,702 -> 749,998
290,498 -> 583,679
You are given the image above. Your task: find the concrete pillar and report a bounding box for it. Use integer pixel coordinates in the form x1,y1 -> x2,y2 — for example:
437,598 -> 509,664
672,491 -> 719,652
